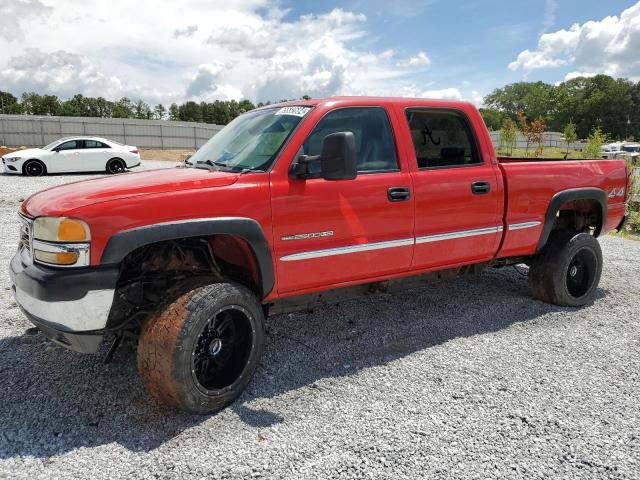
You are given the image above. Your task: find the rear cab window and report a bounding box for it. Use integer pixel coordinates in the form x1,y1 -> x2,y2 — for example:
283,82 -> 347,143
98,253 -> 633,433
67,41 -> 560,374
405,109 -> 482,169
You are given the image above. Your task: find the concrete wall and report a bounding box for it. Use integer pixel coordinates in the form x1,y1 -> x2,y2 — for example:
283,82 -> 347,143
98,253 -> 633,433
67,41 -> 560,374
0,114 -> 223,149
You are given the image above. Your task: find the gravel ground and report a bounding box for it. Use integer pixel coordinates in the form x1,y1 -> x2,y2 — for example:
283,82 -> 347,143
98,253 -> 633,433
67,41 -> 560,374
0,166 -> 639,479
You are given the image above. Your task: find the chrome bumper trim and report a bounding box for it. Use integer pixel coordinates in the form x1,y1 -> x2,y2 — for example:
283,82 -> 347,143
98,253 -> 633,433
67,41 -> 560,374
12,282 -> 115,332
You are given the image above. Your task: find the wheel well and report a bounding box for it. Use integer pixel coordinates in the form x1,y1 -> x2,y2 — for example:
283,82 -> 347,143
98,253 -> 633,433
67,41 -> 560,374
555,199 -> 603,234
536,189 -> 607,252
105,235 -> 262,331
22,159 -> 45,174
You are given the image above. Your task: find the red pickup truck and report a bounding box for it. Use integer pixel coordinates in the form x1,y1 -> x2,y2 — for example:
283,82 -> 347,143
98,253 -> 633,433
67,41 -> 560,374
10,97 -> 630,414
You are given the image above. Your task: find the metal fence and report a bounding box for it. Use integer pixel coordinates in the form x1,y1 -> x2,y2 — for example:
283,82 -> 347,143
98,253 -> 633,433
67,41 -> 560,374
489,131 -> 584,151
0,115 -> 592,152
0,114 -> 224,149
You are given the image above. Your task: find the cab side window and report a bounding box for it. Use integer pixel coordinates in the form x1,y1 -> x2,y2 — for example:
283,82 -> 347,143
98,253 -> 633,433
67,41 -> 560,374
57,140 -> 82,151
304,107 -> 398,173
406,109 -> 481,169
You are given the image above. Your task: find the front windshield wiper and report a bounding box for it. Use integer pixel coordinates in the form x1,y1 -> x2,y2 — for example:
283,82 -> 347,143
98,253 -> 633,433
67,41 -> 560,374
194,159 -> 231,171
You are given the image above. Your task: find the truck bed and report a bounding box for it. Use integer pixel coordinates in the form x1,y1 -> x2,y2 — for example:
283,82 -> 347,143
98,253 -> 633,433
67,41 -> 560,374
496,157 -> 628,258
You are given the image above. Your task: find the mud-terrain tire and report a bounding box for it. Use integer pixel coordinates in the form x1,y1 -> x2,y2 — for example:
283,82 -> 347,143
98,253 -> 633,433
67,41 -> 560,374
529,232 -> 602,307
23,160 -> 46,176
137,282 -> 265,415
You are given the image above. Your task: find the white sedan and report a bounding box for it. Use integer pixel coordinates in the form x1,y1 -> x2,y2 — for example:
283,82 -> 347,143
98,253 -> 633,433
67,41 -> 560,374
1,136 -> 141,176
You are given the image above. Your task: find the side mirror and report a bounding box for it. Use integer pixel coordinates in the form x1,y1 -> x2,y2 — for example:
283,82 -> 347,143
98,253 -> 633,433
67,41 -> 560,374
291,131 -> 357,180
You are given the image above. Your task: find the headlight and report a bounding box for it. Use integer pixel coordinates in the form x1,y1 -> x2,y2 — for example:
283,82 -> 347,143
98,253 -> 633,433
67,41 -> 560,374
32,217 -> 91,267
5,157 -> 21,162
33,217 -> 91,242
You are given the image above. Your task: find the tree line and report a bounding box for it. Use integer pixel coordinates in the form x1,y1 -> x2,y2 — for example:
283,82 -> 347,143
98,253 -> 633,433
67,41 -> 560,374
0,91 -> 295,125
480,74 -> 639,140
1,74 -> 638,138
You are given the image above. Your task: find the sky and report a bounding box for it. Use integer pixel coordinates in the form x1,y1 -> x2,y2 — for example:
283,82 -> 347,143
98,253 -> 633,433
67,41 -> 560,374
0,0 -> 639,106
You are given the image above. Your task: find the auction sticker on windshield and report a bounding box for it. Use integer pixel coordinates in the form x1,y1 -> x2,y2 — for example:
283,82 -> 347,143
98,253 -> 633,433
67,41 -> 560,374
275,106 -> 312,117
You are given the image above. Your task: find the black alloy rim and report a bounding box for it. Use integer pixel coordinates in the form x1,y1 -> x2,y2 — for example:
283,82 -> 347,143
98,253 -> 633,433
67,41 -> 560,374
191,306 -> 253,394
566,247 -> 598,299
26,162 -> 43,176
109,161 -> 124,173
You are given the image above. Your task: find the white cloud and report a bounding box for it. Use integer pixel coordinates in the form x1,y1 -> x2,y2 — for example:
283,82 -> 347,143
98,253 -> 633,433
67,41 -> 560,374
542,0 -> 557,33
0,0 -> 52,42
173,25 -> 198,39
509,1 -> 640,79
397,52 -> 431,68
185,62 -> 242,100
0,49 -> 124,98
421,88 -> 463,101
0,1 -> 456,105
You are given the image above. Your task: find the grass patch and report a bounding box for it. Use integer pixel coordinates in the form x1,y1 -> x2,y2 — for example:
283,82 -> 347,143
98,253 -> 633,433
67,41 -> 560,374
609,231 -> 640,241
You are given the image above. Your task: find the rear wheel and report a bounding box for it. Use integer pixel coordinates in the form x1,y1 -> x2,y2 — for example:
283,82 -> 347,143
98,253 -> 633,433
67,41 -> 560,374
137,282 -> 265,414
528,232 -> 602,306
23,160 -> 46,177
106,158 -> 126,174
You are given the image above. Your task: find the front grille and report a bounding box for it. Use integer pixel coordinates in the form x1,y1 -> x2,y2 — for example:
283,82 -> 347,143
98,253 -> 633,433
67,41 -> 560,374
17,214 -> 33,258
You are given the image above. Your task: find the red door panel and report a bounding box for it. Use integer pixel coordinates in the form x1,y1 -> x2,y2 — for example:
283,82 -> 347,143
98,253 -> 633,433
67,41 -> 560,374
411,167 -> 501,269
270,171 -> 414,293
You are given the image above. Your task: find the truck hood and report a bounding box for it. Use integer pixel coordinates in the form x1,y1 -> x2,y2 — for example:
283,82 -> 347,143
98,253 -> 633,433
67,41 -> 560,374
22,167 -> 239,216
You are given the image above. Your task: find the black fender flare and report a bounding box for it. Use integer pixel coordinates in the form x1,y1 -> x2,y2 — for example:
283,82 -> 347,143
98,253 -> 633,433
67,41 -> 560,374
100,217 -> 274,297
536,187 -> 607,252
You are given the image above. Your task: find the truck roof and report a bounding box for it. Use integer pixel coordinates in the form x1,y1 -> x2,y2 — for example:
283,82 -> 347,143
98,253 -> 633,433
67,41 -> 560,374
262,96 -> 476,110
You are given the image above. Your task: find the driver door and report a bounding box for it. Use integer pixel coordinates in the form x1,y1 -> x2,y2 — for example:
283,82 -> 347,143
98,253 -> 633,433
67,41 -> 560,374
55,139 -> 85,172
270,106 -> 415,294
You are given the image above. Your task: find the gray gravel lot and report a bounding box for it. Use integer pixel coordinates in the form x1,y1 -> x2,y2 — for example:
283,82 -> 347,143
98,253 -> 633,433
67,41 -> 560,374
0,164 -> 639,479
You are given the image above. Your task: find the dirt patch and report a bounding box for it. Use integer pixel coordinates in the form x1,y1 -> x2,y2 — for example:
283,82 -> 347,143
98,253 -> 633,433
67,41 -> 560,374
139,149 -> 194,162
0,146 -> 26,157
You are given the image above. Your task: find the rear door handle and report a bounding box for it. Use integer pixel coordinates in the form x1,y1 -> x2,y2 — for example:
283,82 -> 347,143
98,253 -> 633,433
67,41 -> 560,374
388,187 -> 411,202
471,181 -> 491,195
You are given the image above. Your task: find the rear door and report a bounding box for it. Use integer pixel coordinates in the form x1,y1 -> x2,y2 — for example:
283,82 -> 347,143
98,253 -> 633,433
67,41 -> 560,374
402,107 -> 502,269
83,140 -> 111,170
270,106 -> 415,294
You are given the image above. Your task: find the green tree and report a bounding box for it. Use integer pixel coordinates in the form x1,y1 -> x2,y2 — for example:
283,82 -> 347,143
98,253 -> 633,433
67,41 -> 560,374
480,108 -> 506,131
177,101 -> 202,122
563,120 -> 578,154
484,81 -> 556,123
20,92 -> 60,115
134,100 -> 152,119
0,91 -> 21,114
168,103 -> 179,121
583,127 -> 607,159
112,97 -> 134,118
499,118 -> 517,155
153,104 -> 166,120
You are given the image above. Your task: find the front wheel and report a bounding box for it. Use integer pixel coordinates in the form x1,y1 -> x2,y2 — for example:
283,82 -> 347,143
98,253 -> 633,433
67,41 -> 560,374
23,160 -> 46,177
528,232 -> 603,307
137,283 -> 265,414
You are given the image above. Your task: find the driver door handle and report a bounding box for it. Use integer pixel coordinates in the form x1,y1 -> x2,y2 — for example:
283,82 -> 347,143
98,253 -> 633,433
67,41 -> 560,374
471,181 -> 490,195
388,187 -> 411,202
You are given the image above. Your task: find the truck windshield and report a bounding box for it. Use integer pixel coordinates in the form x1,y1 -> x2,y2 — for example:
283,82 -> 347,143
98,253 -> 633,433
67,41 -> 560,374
188,106 -> 312,172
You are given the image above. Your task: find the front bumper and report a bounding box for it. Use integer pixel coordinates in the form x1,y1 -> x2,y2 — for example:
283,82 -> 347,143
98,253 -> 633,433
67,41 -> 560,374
9,249 -> 119,353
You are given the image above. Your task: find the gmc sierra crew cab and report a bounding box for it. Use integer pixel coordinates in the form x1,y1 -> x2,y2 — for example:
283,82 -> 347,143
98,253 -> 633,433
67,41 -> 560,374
10,97 -> 630,414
